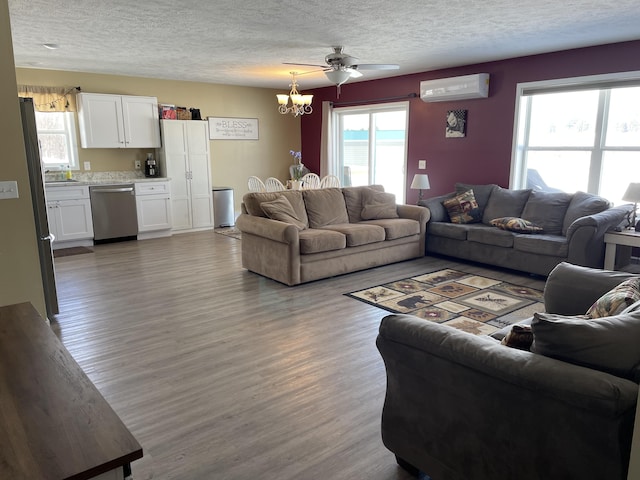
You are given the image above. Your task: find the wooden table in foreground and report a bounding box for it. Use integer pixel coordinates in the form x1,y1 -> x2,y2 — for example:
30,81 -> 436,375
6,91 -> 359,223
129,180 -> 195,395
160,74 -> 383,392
604,230 -> 640,270
0,302 -> 142,480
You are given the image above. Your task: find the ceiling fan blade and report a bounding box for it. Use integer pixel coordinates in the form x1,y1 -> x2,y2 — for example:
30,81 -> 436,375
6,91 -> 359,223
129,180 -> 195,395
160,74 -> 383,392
352,64 -> 400,71
283,62 -> 327,68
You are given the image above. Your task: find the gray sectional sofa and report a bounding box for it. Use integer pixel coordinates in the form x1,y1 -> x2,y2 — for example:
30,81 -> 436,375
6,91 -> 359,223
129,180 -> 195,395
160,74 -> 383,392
419,183 -> 631,276
377,262 -> 639,480
236,185 -> 429,285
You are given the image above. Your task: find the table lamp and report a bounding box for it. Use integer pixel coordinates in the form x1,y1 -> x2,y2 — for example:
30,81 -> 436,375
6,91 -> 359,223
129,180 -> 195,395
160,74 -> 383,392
622,182 -> 640,231
410,174 -> 431,202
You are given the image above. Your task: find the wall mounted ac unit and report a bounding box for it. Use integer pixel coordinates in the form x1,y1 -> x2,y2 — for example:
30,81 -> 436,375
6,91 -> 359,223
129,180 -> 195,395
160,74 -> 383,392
420,73 -> 490,102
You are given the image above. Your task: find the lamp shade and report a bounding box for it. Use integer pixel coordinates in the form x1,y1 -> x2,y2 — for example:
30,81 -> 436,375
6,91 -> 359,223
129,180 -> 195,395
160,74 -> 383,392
325,69 -> 352,86
410,174 -> 431,190
623,183 -> 640,203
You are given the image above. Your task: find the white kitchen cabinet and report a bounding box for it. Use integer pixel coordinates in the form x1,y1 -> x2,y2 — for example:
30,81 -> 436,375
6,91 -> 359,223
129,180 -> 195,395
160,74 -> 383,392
135,181 -> 173,239
158,120 -> 213,232
45,185 -> 94,249
77,93 -> 161,148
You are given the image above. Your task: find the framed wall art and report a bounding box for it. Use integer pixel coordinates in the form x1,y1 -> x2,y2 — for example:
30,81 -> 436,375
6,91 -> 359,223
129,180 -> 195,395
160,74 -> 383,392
446,110 -> 467,138
208,117 -> 259,140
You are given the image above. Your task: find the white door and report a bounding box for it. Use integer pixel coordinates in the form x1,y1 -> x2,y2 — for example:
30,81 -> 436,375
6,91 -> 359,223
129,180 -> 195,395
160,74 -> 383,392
185,122 -> 213,229
77,93 -> 124,148
161,121 -> 192,230
121,96 -> 160,148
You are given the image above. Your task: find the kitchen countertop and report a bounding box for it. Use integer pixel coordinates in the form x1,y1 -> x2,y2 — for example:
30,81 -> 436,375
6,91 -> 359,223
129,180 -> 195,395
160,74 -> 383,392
45,177 -> 170,187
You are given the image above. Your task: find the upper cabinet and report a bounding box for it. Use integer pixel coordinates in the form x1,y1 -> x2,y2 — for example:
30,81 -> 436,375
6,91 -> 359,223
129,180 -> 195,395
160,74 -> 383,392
77,93 -> 161,148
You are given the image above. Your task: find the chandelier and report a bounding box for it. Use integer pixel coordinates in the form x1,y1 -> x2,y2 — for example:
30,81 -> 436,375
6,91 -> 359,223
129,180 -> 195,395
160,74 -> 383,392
276,72 -> 313,117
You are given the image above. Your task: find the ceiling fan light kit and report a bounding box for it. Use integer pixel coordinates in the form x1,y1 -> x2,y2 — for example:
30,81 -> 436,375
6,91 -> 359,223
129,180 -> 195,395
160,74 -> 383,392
277,72 -> 313,117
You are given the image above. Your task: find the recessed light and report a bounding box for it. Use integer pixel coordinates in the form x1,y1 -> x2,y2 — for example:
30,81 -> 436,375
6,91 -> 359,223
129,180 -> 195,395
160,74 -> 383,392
42,43 -> 59,50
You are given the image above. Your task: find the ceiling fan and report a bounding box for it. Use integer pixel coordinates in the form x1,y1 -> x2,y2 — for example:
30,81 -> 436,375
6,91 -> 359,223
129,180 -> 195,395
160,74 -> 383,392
284,46 -> 399,88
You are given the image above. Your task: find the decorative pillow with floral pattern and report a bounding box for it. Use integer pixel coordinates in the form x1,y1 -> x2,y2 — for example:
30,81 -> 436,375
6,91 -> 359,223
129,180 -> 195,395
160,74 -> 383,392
586,278 -> 640,318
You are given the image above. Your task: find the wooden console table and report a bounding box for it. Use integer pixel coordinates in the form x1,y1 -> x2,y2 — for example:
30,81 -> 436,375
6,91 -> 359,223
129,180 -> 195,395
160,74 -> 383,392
0,302 -> 142,480
604,230 -> 640,270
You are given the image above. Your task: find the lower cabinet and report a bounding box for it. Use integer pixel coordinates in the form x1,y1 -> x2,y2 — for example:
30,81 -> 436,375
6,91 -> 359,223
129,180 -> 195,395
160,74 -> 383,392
45,185 -> 94,249
135,181 -> 172,239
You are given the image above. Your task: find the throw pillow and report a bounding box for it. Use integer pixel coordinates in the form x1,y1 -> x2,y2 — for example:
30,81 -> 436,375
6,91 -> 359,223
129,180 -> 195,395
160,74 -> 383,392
260,195 -> 307,231
442,189 -> 481,224
500,324 -> 534,351
490,217 -> 543,233
530,311 -> 640,380
361,188 -> 398,220
586,278 -> 640,318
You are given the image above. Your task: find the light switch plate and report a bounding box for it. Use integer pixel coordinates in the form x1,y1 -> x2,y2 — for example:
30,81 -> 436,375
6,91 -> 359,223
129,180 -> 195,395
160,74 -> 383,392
84,161 -> 91,171
418,160 -> 426,169
0,181 -> 19,199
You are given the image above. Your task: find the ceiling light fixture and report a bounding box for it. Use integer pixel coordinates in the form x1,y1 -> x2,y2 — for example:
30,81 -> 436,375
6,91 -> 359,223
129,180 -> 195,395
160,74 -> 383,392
276,72 -> 313,117
324,68 -> 352,87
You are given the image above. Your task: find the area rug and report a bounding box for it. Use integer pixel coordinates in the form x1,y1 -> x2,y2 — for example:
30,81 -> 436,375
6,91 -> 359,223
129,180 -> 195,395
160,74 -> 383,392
345,268 -> 544,335
214,226 -> 242,240
53,246 -> 94,258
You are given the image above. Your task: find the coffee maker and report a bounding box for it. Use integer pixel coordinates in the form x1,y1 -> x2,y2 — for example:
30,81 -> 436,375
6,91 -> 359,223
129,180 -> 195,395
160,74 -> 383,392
145,153 -> 158,178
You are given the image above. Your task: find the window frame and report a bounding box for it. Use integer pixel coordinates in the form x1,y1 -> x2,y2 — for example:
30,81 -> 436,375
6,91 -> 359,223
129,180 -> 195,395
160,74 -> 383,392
510,70 -> 640,203
35,110 -> 80,171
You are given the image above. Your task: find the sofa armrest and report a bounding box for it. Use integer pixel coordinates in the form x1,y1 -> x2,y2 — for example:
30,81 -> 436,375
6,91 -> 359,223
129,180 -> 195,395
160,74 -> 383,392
236,213 -> 299,244
396,204 -> 430,225
543,262 -> 637,315
417,192 -> 455,223
565,205 -> 631,268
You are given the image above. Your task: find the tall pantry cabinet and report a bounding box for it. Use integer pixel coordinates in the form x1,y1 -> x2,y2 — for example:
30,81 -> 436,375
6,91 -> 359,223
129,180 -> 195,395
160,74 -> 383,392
158,120 -> 213,232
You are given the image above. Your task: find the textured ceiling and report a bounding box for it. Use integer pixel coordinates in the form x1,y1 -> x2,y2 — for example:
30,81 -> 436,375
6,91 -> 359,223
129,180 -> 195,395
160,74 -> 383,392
8,0 -> 640,90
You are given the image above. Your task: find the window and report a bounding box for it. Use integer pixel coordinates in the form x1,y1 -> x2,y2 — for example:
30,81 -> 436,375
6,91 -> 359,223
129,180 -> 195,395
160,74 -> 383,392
332,102 -> 409,202
511,72 -> 640,205
35,111 -> 79,170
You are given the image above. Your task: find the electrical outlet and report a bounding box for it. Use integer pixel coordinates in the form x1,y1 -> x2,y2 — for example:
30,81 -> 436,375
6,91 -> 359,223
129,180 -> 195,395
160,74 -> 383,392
84,161 -> 91,171
418,160 -> 427,169
135,160 -> 141,169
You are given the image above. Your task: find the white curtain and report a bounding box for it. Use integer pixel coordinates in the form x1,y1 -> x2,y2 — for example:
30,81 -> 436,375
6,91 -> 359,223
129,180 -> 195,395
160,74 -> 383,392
319,101 -> 334,177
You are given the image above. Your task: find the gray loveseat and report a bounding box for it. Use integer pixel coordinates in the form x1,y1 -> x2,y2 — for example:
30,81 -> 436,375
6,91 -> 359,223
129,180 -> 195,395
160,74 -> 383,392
377,262 -> 639,480
419,183 -> 630,276
236,185 -> 429,285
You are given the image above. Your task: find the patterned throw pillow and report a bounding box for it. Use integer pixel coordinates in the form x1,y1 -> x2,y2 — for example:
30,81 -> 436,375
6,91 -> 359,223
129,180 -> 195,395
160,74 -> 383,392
442,189 -> 481,224
490,217 -> 543,233
586,278 -> 640,318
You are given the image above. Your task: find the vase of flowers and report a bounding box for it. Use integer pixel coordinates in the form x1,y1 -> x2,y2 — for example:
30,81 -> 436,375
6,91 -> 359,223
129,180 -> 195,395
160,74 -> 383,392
290,150 -> 304,190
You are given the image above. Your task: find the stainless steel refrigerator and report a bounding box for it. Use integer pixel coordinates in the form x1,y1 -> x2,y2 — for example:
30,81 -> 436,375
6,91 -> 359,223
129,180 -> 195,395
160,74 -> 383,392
20,97 -> 59,318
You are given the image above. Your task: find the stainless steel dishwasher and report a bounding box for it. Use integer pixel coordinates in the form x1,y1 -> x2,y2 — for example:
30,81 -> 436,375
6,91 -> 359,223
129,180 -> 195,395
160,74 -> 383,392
89,184 -> 138,242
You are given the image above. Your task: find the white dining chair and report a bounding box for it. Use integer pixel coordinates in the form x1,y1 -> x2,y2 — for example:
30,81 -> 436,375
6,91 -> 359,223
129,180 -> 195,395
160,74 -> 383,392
301,173 -> 321,189
320,175 -> 341,188
248,176 -> 266,192
264,177 -> 286,192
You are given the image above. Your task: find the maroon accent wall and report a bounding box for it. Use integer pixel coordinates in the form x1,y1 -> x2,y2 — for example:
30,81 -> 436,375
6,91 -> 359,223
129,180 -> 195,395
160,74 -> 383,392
301,40 -> 640,203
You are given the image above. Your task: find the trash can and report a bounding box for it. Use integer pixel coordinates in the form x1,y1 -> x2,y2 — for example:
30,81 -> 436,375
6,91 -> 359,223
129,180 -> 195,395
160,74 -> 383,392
212,187 -> 235,227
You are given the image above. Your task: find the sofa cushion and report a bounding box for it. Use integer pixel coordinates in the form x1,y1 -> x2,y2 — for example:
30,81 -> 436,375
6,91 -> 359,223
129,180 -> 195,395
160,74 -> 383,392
319,223 -> 385,247
490,217 -> 543,233
531,311 -> 640,381
513,234 -> 568,257
428,222 -> 469,240
359,218 -> 420,240
562,191 -> 612,235
586,278 -> 640,318
361,189 -> 399,220
260,195 -> 307,231
303,188 -> 349,228
467,226 -> 515,247
455,183 -> 498,215
520,190 -> 573,235
343,185 -> 385,223
482,187 -> 531,224
243,190 -> 309,225
443,189 -> 482,224
298,228 -> 346,254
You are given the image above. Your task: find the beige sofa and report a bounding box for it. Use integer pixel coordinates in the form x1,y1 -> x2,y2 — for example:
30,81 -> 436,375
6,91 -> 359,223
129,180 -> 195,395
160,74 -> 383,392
236,185 -> 430,285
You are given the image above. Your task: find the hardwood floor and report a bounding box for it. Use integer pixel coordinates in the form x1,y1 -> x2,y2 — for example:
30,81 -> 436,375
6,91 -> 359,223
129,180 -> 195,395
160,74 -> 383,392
51,231 -> 545,480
